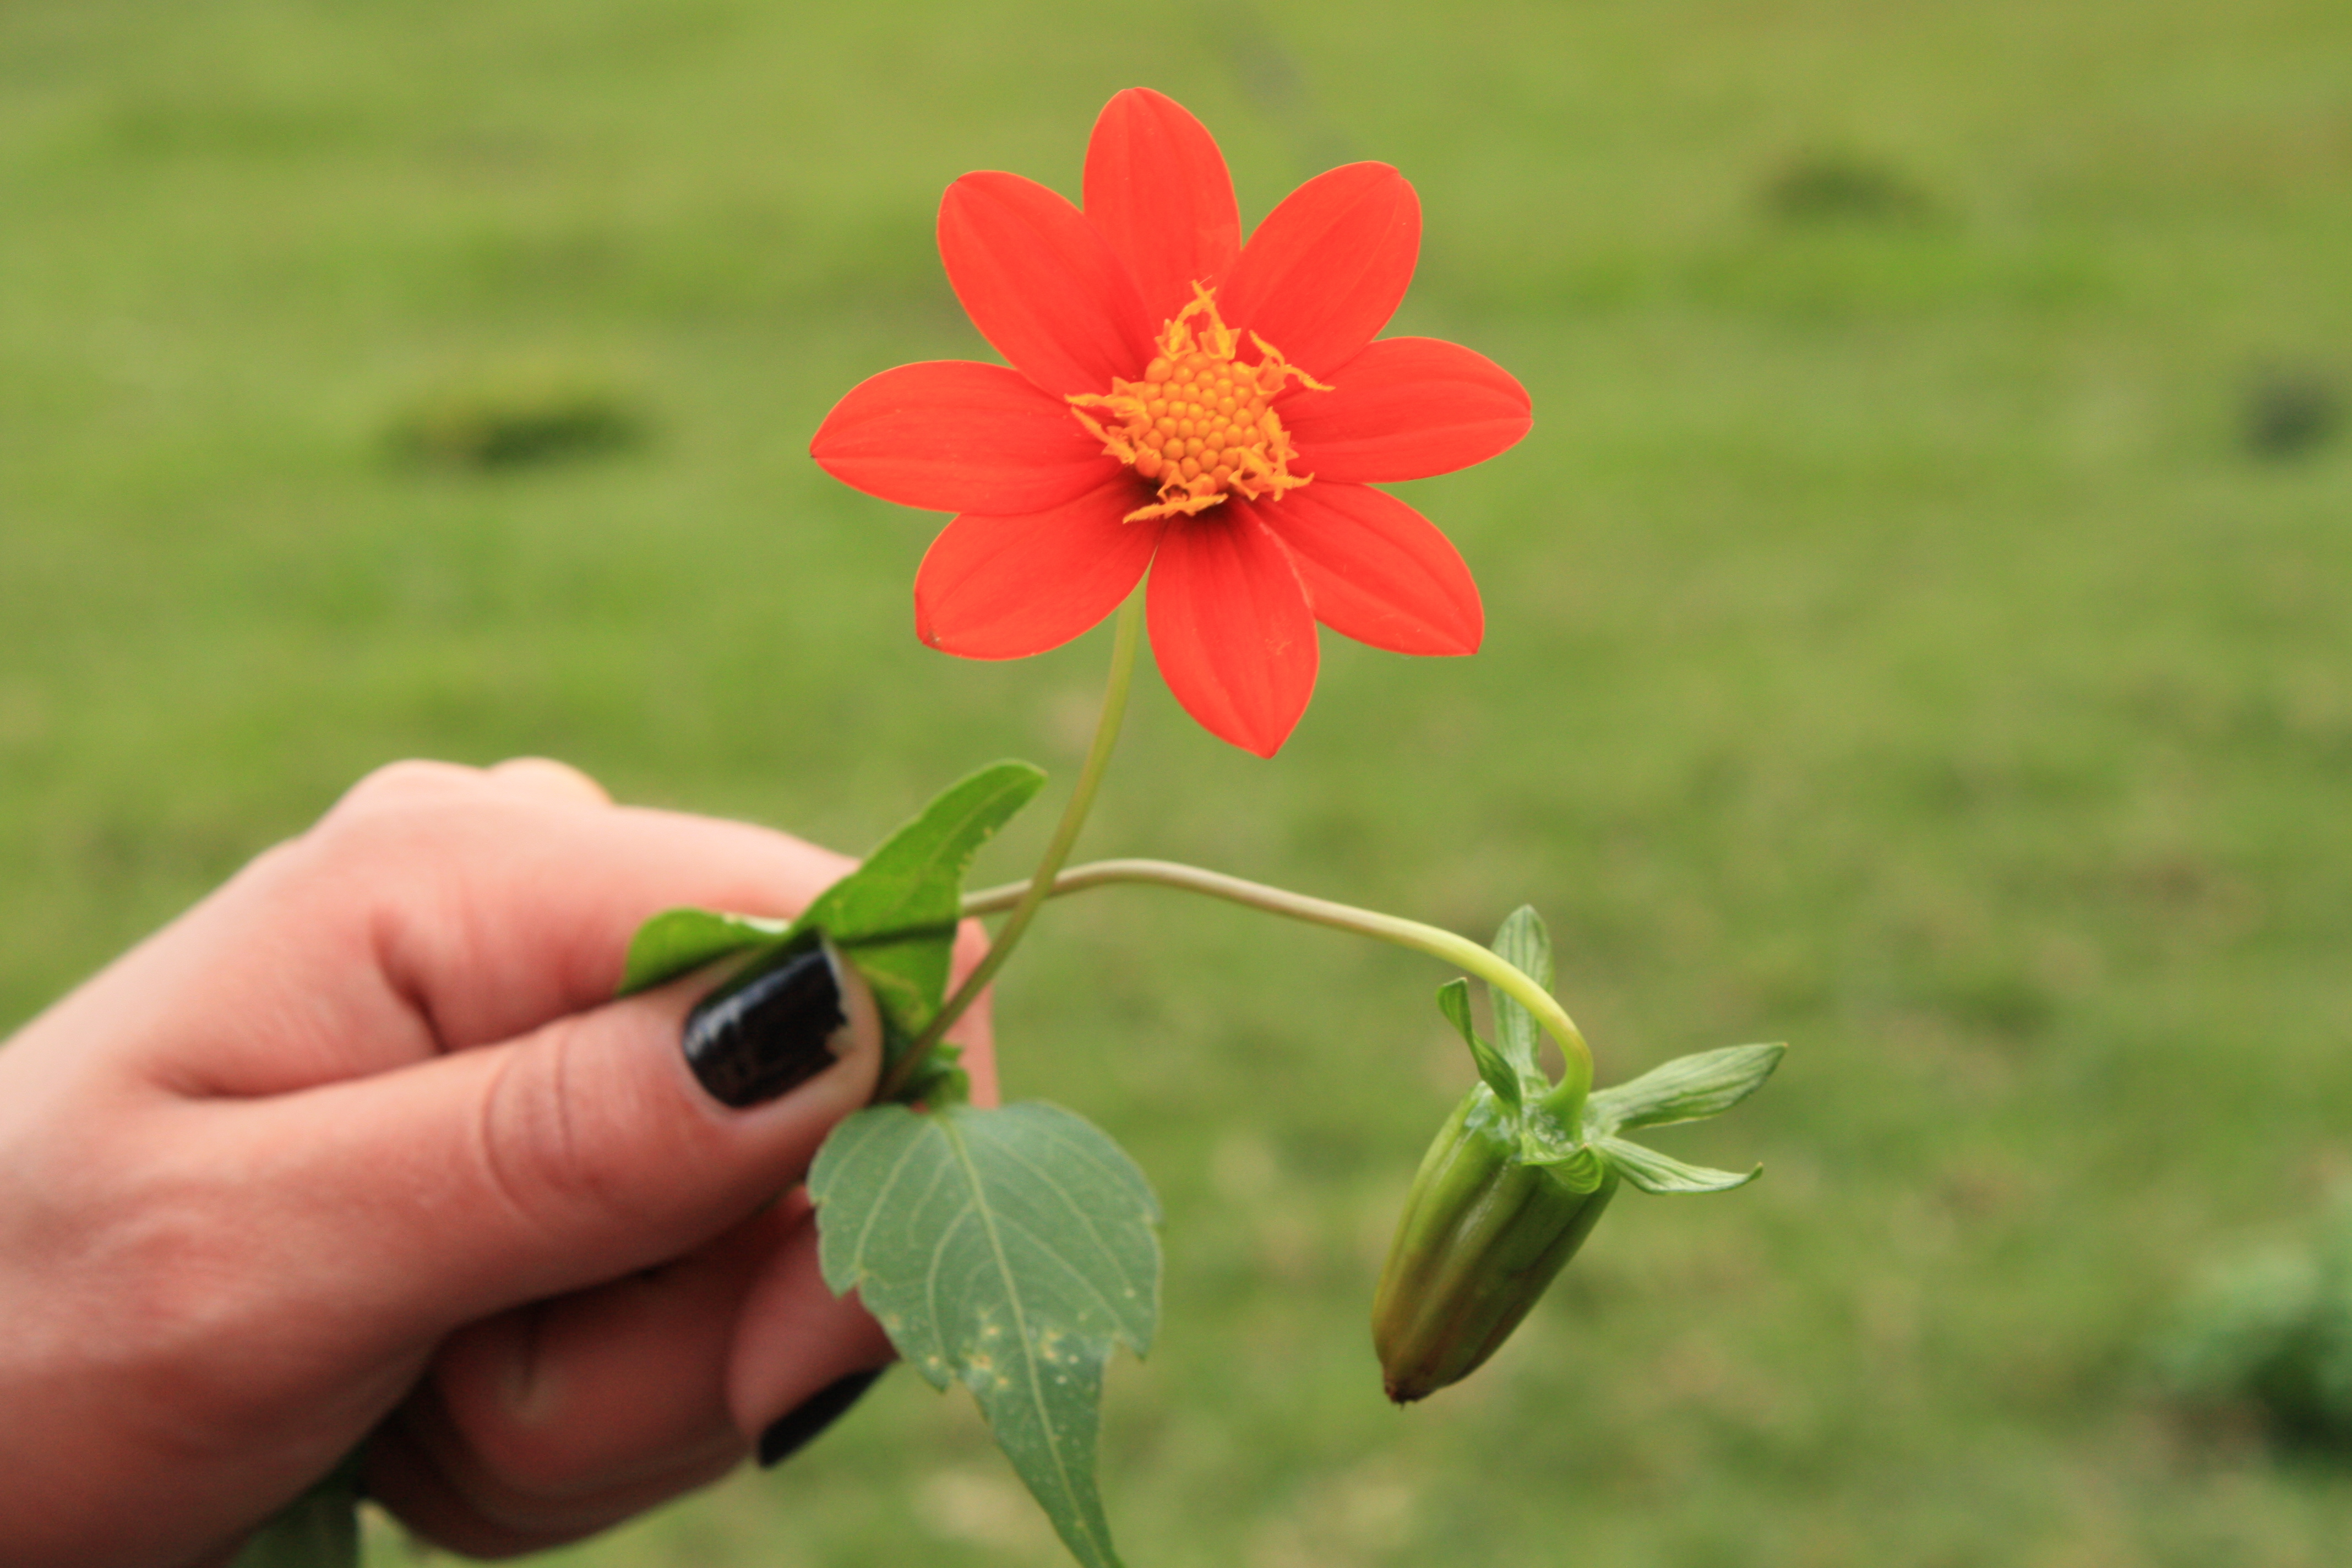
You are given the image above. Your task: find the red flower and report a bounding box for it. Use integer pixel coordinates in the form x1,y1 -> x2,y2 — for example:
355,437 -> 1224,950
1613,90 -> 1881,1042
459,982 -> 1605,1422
812,88 -> 1531,756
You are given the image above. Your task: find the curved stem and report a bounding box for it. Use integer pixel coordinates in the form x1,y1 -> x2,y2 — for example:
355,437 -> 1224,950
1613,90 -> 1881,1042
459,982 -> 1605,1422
881,595 -> 1144,1102
963,858 -> 1594,1117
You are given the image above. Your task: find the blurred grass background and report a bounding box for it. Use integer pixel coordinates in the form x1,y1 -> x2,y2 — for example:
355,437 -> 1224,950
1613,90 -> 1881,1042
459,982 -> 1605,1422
6,1 -> 2351,1563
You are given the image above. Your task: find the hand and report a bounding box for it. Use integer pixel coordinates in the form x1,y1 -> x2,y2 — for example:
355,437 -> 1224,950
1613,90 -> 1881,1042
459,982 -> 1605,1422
0,759 -> 992,1567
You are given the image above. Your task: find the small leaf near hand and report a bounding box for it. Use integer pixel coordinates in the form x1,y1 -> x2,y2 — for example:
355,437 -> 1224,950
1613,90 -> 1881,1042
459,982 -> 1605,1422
1583,1043 -> 1786,1138
1597,1135 -> 1761,1195
798,761 -> 1047,944
807,760 -> 1046,1050
617,908 -> 793,997
1436,978 -> 1520,1108
614,762 -> 1047,1068
812,1101 -> 1161,1568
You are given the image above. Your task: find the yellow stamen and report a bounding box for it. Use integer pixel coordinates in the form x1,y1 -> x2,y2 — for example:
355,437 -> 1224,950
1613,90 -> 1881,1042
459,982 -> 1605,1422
1066,283 -> 1329,522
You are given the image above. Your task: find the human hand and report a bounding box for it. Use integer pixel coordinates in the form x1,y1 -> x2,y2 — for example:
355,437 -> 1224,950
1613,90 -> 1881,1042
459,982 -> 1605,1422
0,759 -> 992,1567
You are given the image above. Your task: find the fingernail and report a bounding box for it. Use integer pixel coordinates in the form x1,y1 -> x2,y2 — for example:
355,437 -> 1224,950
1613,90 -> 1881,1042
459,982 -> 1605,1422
758,1366 -> 886,1468
683,939 -> 850,1109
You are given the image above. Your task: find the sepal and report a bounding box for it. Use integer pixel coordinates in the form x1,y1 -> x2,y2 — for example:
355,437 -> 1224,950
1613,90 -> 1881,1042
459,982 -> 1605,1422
1485,905 -> 1552,1072
1528,1139 -> 1609,1192
1428,910 -> 1583,1162
1595,1135 -> 1761,1195
1435,977 -> 1521,1108
1583,1042 -> 1785,1137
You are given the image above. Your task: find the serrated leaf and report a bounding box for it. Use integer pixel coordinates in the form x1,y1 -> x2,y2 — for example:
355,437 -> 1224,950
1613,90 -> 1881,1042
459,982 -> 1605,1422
801,760 -> 1048,1049
1486,905 -> 1553,1080
1583,1043 -> 1787,1137
1436,978 -> 1520,1108
812,1101 -> 1160,1568
617,908 -> 793,996
800,761 -> 1046,944
1598,1135 -> 1761,1194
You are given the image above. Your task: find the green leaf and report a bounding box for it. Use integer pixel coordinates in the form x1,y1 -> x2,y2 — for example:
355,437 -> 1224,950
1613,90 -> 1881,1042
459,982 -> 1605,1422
617,908 -> 792,996
1435,978 -> 1520,1108
1583,1043 -> 1787,1137
1597,1135 -> 1761,1194
798,761 -> 1046,944
612,761 -> 1047,1059
812,1101 -> 1161,1568
816,760 -> 1046,1052
1485,905 -> 1553,1081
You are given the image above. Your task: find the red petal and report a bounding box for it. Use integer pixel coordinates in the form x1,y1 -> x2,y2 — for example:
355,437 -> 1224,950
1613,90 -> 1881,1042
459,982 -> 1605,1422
1083,88 -> 1242,324
914,480 -> 1161,659
1146,509 -> 1320,756
1219,163 -> 1420,376
812,361 -> 1121,513
938,171 -> 1158,398
1282,337 -> 1531,483
1243,485 -> 1482,656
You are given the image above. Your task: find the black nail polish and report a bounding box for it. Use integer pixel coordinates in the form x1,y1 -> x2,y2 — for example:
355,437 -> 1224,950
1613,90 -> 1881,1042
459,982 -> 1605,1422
683,939 -> 848,1109
759,1366 -> 886,1468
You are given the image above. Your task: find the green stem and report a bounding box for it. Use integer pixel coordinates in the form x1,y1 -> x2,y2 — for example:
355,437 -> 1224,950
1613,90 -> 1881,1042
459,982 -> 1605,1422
231,1451 -> 362,1568
880,594 -> 1145,1102
963,857 -> 1595,1119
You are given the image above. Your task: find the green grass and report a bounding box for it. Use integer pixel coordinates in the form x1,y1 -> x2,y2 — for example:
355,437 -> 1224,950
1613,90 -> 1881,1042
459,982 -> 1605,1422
7,1 -> 2352,1562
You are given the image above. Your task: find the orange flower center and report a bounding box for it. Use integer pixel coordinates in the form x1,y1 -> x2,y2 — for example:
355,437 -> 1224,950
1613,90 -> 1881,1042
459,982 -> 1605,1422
1068,284 -> 1329,522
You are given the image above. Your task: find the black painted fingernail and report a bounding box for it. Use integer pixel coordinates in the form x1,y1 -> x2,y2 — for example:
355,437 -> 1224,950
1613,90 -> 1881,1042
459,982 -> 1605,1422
683,938 -> 848,1109
759,1366 -> 886,1468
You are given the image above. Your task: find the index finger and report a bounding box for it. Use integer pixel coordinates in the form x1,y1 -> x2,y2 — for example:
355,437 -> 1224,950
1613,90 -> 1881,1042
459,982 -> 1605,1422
60,761 -> 990,1101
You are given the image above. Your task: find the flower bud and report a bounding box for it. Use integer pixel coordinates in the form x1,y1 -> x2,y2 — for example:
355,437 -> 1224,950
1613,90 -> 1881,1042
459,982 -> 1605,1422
1372,1087 -> 1617,1403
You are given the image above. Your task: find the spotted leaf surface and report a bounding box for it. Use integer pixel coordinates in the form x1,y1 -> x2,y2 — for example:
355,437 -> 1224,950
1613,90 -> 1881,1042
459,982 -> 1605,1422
810,1101 -> 1161,1568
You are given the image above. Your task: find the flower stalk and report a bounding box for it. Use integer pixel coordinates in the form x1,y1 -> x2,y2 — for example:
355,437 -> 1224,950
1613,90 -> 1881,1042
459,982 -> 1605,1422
880,593 -> 1144,1102
963,856 -> 1595,1122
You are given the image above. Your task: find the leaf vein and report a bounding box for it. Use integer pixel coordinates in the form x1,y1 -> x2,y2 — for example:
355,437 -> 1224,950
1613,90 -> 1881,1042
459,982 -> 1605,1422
938,1113 -> 1108,1562
981,1140 -> 1150,1332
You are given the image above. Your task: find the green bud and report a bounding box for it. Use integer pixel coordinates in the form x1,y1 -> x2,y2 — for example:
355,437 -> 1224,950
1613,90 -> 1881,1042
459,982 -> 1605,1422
1372,1086 -> 1616,1403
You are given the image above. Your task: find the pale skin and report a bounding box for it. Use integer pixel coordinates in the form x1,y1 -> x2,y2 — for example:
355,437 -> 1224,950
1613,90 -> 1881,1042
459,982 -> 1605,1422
0,758 -> 994,1567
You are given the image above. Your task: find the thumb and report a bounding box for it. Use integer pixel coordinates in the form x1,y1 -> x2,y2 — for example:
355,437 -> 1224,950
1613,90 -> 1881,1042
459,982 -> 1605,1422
211,940 -> 883,1342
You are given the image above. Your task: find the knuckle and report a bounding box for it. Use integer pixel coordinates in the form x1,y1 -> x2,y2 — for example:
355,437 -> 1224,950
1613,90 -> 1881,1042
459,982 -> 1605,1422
333,759 -> 483,815
292,763 -> 507,897
301,765 -> 481,870
436,1378 -> 586,1501
424,1320 -> 741,1510
475,1033 -> 624,1242
471,1022 -> 698,1249
487,756 -> 610,804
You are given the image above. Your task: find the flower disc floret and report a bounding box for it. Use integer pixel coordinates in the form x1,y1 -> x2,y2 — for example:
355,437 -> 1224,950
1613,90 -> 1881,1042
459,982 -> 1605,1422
1066,285 -> 1328,522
